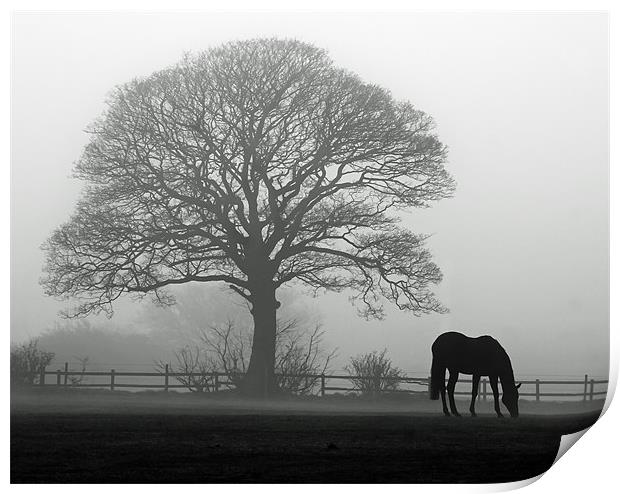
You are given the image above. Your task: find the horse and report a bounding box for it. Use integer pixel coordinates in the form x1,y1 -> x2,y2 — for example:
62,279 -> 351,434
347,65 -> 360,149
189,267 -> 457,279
430,331 -> 521,418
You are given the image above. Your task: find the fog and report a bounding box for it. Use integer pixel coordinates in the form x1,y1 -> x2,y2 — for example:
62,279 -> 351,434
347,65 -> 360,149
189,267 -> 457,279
11,12 -> 608,379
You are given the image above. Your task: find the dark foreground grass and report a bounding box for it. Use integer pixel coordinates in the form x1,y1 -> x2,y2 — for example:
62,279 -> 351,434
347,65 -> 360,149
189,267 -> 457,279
11,390 -> 602,483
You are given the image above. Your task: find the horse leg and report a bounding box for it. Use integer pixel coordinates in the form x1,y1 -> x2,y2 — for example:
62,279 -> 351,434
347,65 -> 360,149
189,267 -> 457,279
438,367 -> 450,416
447,370 -> 460,417
470,374 -> 480,417
490,375 -> 503,418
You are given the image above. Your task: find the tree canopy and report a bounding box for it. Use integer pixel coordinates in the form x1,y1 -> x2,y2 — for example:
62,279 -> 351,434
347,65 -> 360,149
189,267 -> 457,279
42,38 -> 454,323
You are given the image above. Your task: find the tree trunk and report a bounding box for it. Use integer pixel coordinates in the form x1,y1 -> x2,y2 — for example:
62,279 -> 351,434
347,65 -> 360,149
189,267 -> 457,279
241,280 -> 278,397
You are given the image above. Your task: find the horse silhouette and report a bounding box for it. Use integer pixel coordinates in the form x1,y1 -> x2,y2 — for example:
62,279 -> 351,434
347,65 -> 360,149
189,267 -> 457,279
430,331 -> 521,418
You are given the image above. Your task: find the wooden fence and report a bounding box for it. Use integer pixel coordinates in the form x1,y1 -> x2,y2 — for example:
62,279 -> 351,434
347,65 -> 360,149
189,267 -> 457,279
324,374 -> 607,401
34,364 -> 608,402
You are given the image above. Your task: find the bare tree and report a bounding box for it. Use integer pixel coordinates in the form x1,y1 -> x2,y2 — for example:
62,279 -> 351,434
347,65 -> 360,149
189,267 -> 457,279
346,349 -> 404,397
41,38 -> 455,395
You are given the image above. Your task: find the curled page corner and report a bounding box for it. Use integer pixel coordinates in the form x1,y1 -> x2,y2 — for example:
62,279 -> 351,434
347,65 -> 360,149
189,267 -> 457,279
554,427 -> 591,465
553,394 -> 611,466
489,473 -> 544,492
492,425 -> 596,492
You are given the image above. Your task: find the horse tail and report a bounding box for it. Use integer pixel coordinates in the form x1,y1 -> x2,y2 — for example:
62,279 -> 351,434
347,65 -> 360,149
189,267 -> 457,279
430,354 -> 444,400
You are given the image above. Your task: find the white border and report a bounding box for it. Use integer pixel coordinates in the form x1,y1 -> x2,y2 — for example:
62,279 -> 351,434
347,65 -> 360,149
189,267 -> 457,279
4,1 -> 616,493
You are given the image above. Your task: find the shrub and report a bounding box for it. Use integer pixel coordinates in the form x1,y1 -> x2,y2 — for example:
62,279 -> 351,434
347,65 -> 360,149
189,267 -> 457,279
11,339 -> 55,387
273,321 -> 336,395
68,356 -> 90,386
345,349 -> 404,396
156,346 -> 217,393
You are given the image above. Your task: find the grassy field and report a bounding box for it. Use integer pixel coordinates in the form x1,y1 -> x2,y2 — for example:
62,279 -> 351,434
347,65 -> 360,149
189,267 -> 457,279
11,389 -> 603,483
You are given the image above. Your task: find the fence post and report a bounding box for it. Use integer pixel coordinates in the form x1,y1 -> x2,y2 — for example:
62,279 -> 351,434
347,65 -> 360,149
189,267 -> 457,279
64,362 -> 69,387
110,369 -> 115,391
321,374 -> 326,397
535,379 -> 540,402
482,379 -> 487,402
427,376 -> 432,397
214,372 -> 219,393
164,364 -> 169,392
589,379 -> 594,401
56,369 -> 61,386
39,366 -> 46,386
583,374 -> 588,401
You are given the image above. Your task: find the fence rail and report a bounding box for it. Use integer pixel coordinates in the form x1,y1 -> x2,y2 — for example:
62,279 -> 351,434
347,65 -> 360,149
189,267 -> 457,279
29,364 -> 609,402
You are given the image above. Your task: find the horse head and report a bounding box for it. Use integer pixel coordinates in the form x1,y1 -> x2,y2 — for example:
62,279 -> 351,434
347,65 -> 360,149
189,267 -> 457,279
502,382 -> 521,418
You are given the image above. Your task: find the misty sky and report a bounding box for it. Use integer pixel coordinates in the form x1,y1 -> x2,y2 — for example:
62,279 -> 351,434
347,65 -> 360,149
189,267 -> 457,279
11,12 -> 609,378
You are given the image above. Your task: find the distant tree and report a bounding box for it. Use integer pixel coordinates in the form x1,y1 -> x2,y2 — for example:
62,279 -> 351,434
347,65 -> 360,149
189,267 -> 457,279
10,339 -> 55,387
346,349 -> 404,396
138,283 -> 317,351
38,322 -> 170,369
41,38 -> 454,396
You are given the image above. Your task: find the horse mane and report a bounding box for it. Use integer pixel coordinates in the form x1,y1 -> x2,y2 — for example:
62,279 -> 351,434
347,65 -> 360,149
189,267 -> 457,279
497,344 -> 516,387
